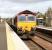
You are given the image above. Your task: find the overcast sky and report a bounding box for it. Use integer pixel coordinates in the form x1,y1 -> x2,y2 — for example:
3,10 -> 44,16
0,0 -> 52,18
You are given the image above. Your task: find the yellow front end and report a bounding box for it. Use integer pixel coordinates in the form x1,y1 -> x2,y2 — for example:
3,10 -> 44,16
17,21 -> 36,32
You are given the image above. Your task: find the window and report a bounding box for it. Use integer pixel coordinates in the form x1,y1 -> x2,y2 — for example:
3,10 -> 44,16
37,19 -> 44,25
18,16 -> 26,21
27,16 -> 35,21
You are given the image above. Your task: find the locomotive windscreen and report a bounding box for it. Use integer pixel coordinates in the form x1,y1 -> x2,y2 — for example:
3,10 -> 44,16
18,16 -> 26,21
27,16 -> 35,21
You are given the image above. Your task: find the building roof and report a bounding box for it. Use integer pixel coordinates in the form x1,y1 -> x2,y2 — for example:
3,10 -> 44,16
18,10 -> 36,15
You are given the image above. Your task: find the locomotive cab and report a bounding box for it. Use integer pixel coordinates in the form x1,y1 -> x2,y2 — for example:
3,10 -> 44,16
14,10 -> 37,38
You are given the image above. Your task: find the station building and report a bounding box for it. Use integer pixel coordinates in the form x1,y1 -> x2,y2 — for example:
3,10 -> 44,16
36,12 -> 45,26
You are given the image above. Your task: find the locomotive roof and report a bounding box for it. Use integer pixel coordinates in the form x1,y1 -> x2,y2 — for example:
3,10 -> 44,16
18,10 -> 36,15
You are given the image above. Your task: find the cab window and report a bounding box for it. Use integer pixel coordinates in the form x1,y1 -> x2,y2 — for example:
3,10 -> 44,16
27,16 -> 35,21
18,16 -> 26,21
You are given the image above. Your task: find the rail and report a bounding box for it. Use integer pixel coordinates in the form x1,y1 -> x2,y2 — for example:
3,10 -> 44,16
23,39 -> 44,50
30,36 -> 52,50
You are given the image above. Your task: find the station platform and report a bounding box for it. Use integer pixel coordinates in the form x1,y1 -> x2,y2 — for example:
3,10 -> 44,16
36,26 -> 52,35
37,26 -> 52,31
0,21 -> 29,50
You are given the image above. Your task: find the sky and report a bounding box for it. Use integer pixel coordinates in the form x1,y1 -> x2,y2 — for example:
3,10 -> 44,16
0,0 -> 52,18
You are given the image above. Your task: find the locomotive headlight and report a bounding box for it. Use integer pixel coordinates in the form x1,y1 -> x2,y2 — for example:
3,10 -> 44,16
31,27 -> 34,31
18,26 -> 22,31
31,26 -> 36,31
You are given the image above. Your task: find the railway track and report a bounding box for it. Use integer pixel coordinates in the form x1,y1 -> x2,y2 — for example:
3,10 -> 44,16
35,32 -> 52,43
29,31 -> 52,50
23,39 -> 43,50
19,31 -> 52,50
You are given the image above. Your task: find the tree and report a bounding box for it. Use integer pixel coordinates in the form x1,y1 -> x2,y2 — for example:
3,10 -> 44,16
45,7 -> 52,27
